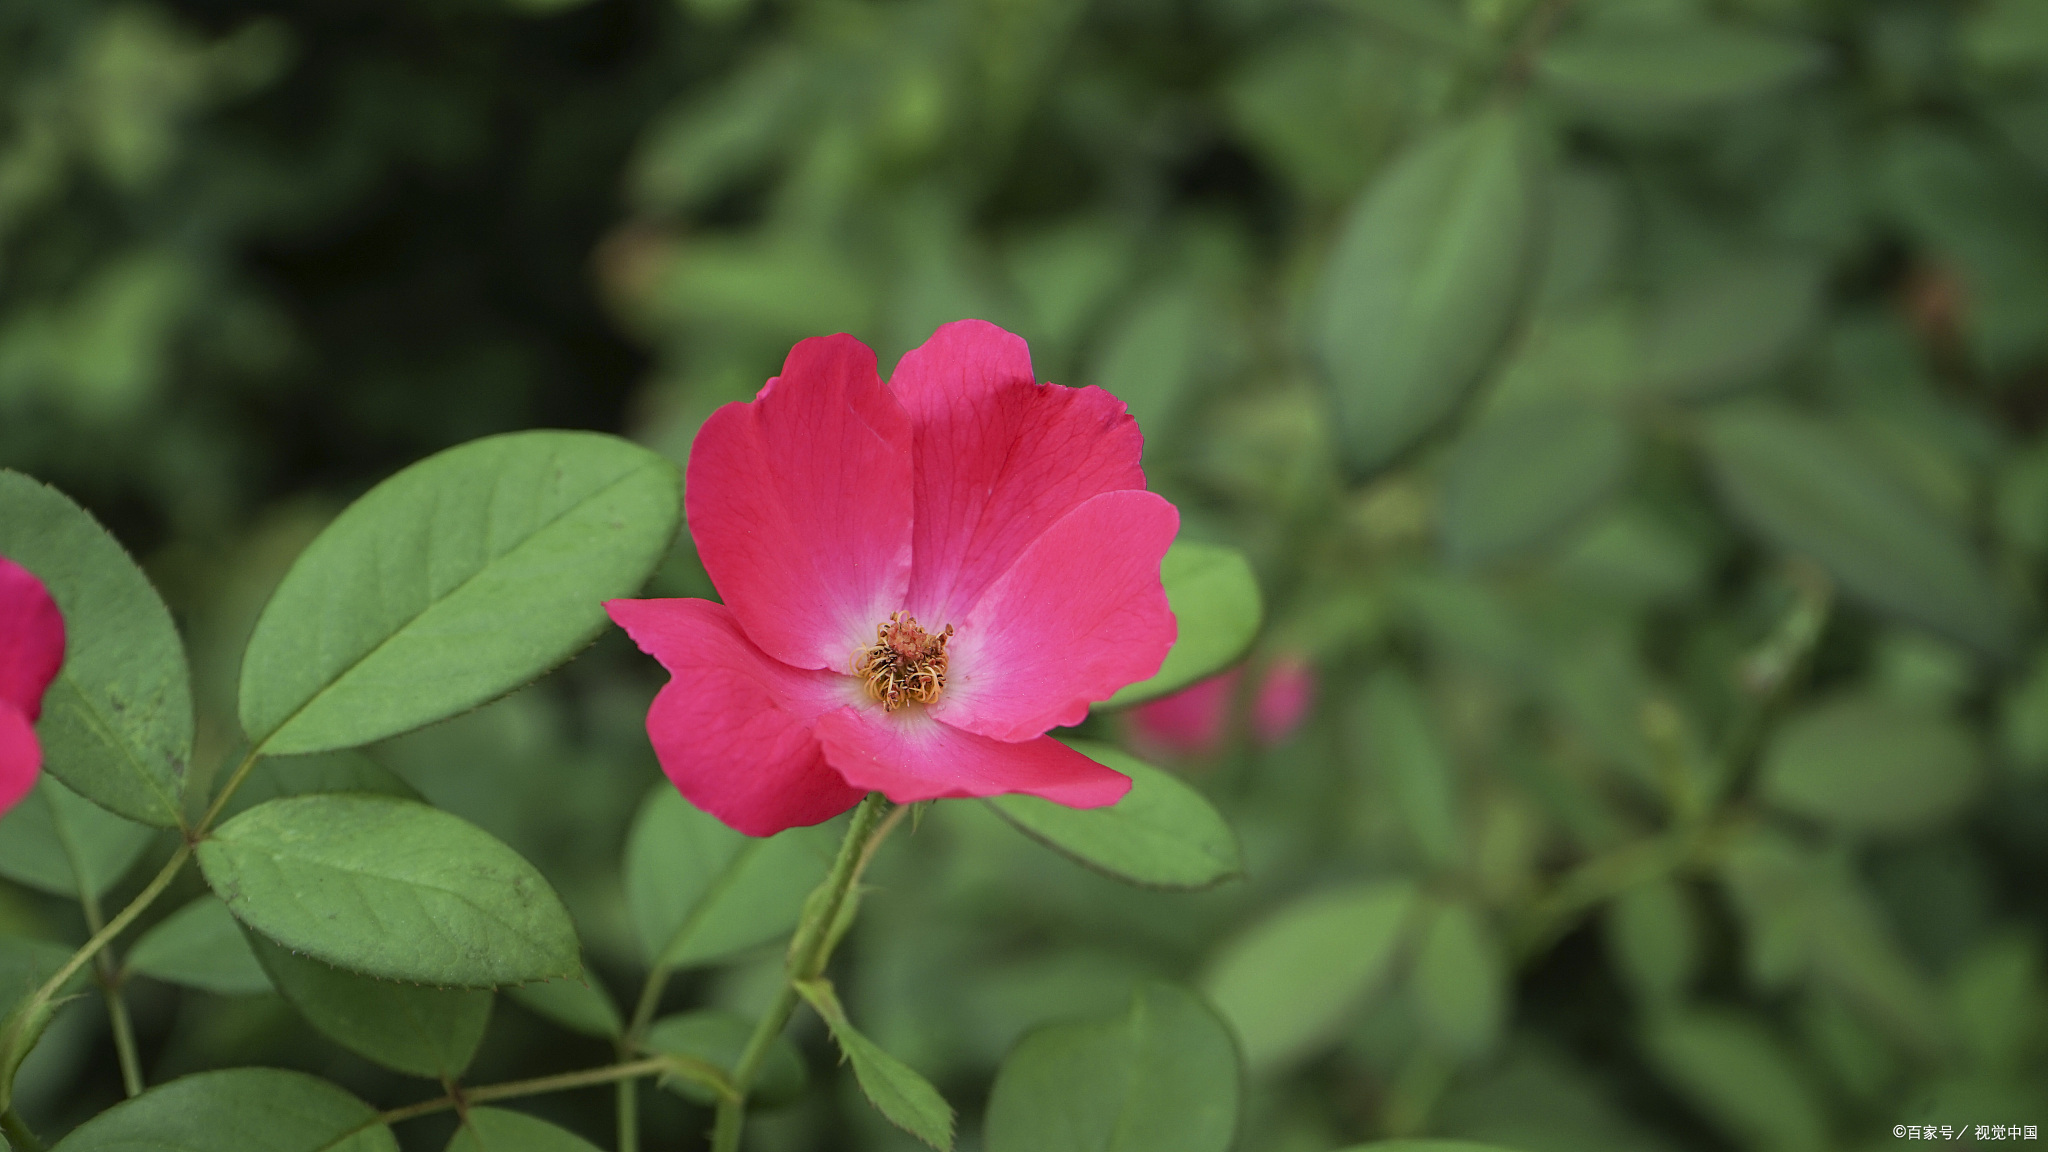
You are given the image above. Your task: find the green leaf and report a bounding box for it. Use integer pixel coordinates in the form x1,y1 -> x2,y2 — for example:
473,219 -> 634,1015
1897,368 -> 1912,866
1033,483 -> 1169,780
1603,879 -> 1699,1006
0,993 -> 67,1114
238,431 -> 680,755
248,931 -> 492,1079
1760,694 -> 1982,837
446,1108 -> 602,1152
1361,670 -> 1463,871
1201,879 -> 1419,1074
196,794 -> 580,987
506,977 -> 621,1040
796,978 -> 954,1151
987,740 -> 1240,890
1700,406 -> 2019,657
623,786 -> 830,970
1314,108 -> 1542,473
126,896 -> 272,996
646,1009 -> 804,1107
47,1067 -> 397,1152
985,981 -> 1240,1152
217,750 -> 421,824
0,774 -> 154,898
1408,899 -> 1507,1061
1644,1011 -> 1827,1152
0,470 -> 191,827
1,936 -> 81,1018
1103,541 -> 1263,709
1538,23 -> 1824,110
1441,401 -> 1633,566
1635,257 -> 1826,398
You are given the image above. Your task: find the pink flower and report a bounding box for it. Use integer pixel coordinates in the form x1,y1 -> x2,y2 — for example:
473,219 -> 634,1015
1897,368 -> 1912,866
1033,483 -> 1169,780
0,556 -> 65,815
1130,654 -> 1316,757
607,321 -> 1179,836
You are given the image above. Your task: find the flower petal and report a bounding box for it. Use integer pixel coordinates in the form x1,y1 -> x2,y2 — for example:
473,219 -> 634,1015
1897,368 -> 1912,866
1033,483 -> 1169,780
0,556 -> 65,722
814,706 -> 1130,807
606,597 -> 866,837
888,320 -> 1148,628
687,335 -> 914,671
0,706 -> 37,815
935,489 -> 1179,741
1130,670 -> 1240,756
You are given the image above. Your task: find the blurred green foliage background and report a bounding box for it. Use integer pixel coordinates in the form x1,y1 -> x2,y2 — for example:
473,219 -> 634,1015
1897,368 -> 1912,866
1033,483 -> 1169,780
4,0 -> 2048,1149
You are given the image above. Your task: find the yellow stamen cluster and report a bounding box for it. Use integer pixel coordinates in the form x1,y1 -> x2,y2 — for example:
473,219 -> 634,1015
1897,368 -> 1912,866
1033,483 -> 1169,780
854,612 -> 953,711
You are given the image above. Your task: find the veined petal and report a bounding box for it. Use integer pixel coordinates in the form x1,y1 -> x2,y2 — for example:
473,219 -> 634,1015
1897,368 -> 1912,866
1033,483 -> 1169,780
0,556 -> 64,722
606,598 -> 865,837
0,706 -> 37,815
687,335 -> 914,671
935,489 -> 1179,741
889,320 -> 1148,629
814,706 -> 1130,807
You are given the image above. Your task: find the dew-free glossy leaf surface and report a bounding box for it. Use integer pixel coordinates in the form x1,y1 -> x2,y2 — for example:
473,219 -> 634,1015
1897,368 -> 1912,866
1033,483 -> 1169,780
1203,880 -> 1419,1073
445,1108 -> 602,1152
239,431 -> 679,755
0,773 -> 153,898
1103,541 -> 1262,709
49,1067 -> 397,1152
623,786 -> 829,969
0,470 -> 191,827
506,977 -> 621,1040
1760,695 -> 1982,836
985,981 -> 1240,1152
1701,407 -> 2018,656
646,1009 -> 805,1106
1314,109 -> 1540,473
197,794 -> 579,987
797,979 -> 954,1151
125,896 -> 272,996
250,932 -> 492,1079
988,740 -> 1239,890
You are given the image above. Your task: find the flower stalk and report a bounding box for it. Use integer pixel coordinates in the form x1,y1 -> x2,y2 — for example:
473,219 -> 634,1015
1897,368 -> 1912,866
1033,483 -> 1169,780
710,792 -> 894,1152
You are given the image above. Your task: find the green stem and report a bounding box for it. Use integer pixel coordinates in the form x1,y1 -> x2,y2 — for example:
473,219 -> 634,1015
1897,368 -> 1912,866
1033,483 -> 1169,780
3,844 -> 192,1099
76,889 -> 143,1099
614,1052 -> 639,1152
195,747 -> 264,836
3,1107 -> 47,1151
710,793 -> 893,1152
374,1057 -> 680,1127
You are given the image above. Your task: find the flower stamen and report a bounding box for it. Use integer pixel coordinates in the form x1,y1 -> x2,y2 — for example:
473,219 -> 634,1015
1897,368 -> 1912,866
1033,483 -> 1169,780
854,612 -> 953,711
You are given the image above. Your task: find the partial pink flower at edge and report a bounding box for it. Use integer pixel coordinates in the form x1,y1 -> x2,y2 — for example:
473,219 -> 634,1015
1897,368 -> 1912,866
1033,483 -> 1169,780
0,556 -> 66,815
1130,654 -> 1316,758
607,320 -> 1179,836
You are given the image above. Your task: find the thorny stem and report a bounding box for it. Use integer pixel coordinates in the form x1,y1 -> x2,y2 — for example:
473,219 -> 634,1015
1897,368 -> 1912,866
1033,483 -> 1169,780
710,793 -> 895,1152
